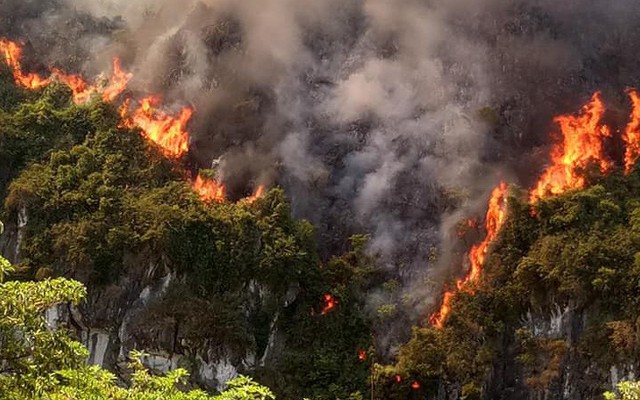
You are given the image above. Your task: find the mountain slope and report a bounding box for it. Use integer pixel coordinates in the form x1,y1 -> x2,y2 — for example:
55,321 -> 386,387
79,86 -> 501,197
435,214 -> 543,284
0,66 -> 373,400
392,169 -> 640,399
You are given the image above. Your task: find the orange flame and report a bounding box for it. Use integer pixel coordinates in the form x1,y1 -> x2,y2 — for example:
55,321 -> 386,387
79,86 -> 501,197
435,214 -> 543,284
101,58 -> 133,102
358,349 -> 367,361
394,375 -> 402,383
320,293 -> 338,315
121,96 -> 192,158
529,92 -> 611,202
0,39 -> 131,103
0,39 -> 50,89
411,380 -> 421,390
245,185 -> 265,204
53,58 -> 132,104
431,182 -> 508,328
623,89 -> 640,175
193,174 -> 226,203
0,38 -> 268,206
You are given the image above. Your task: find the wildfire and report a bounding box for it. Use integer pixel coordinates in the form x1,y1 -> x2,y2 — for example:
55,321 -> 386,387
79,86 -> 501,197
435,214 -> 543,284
529,92 -> 611,203
0,37 -> 270,205
320,293 -> 338,315
411,380 -> 421,390
358,349 -> 367,361
245,185 -> 265,204
0,39 -> 50,89
430,182 -> 509,329
101,58 -> 133,102
120,96 -> 192,158
0,38 -> 190,159
193,174 -> 226,203
624,89 -> 640,175
53,58 -> 132,104
430,92 -> 640,328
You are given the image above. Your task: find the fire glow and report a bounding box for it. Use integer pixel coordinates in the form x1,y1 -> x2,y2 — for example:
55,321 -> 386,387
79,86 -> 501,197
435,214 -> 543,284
245,185 -> 266,204
320,293 -> 338,315
0,38 -> 266,204
1,39 -> 131,102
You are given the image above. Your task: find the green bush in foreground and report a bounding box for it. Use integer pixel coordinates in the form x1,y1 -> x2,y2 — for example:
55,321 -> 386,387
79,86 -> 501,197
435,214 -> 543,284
0,253 -> 275,400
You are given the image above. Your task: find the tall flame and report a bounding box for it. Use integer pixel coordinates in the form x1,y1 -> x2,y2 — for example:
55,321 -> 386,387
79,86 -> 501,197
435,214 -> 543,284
529,92 -> 611,203
245,185 -> 265,204
0,39 -> 50,89
101,58 -> 133,102
193,174 -> 226,203
53,58 -> 132,104
623,89 -> 640,175
120,96 -> 192,158
430,182 -> 508,329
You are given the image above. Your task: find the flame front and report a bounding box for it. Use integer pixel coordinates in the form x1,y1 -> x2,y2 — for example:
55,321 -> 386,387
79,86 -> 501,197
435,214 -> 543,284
0,39 -> 50,89
1,39 -> 130,103
101,58 -> 133,102
193,174 -> 226,203
53,58 -> 132,104
430,182 -> 508,329
0,38 -> 271,205
624,89 -> 640,175
529,92 -> 611,203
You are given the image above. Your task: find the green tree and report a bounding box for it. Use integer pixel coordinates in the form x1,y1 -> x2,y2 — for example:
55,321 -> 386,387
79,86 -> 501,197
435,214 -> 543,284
0,251 -> 275,399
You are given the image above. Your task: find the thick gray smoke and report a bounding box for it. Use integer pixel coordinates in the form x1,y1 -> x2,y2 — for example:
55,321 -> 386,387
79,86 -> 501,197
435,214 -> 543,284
4,0 -> 640,353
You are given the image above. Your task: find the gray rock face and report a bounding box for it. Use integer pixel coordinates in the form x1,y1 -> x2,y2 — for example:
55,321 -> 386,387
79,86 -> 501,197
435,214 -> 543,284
40,263 -> 297,391
0,207 -> 27,264
479,304 -> 638,400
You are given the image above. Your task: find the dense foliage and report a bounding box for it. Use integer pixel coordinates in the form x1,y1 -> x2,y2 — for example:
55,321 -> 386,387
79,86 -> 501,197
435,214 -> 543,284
0,66 -> 373,399
393,168 -> 640,398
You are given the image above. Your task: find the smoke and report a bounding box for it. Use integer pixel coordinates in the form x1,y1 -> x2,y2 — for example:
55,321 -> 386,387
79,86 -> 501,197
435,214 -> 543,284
4,0 -> 640,353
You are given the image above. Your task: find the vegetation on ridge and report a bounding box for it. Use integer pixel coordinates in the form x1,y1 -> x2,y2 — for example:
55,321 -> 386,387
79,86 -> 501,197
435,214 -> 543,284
0,64 -> 373,399
391,168 -> 640,398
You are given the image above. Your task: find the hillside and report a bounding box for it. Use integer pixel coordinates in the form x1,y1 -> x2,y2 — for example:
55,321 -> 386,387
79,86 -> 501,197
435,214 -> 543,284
0,67 -> 374,399
393,169 -> 640,399
4,1 -> 640,399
